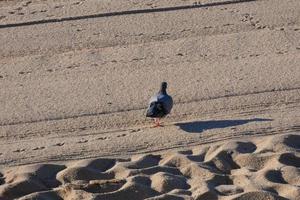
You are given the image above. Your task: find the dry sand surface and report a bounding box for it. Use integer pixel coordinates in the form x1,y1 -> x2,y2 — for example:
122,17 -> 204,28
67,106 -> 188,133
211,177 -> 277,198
1,133 -> 300,200
0,0 -> 300,199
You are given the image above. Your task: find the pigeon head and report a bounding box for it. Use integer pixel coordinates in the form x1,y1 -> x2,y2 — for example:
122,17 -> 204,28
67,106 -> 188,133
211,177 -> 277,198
160,82 -> 168,94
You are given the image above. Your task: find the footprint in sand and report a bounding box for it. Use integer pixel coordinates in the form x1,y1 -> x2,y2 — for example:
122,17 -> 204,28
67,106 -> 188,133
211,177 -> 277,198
14,7 -> 23,11
249,54 -> 260,57
78,139 -> 88,143
13,149 -> 26,153
22,1 -> 32,7
129,129 -> 141,133
32,146 -> 45,151
54,142 -> 65,147
79,127 -> 87,131
91,63 -> 98,67
97,136 -> 108,140
72,1 -> 83,5
66,64 -> 80,69
117,134 -> 127,138
223,23 -> 233,27
19,71 -> 31,75
54,5 -> 64,9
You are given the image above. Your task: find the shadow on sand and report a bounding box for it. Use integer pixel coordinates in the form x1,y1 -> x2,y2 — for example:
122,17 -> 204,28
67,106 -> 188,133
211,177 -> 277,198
175,118 -> 272,133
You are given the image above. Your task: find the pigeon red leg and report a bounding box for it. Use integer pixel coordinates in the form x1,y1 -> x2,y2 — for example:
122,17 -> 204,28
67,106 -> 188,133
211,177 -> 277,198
154,118 -> 161,127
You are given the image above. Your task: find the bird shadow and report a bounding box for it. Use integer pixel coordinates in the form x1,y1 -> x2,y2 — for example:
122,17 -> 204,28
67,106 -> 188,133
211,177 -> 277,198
175,118 -> 272,133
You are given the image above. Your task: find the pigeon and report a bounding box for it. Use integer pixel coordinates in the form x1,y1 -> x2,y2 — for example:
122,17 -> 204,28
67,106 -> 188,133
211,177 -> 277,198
146,82 -> 173,127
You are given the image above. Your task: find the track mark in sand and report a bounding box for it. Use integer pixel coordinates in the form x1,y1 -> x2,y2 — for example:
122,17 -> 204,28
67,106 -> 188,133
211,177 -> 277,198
181,28 -> 191,32
249,54 -> 260,57
14,7 -> 23,11
129,129 -> 141,133
19,71 -> 31,75
117,134 -> 127,138
97,136 -> 109,140
291,125 -> 300,132
1,87 -> 299,127
54,5 -> 64,9
13,149 -> 26,153
66,64 -> 80,69
22,1 -> 32,7
79,127 -> 88,131
223,23 -> 234,27
91,63 -> 99,67
204,26 -> 213,29
32,146 -> 45,151
78,139 -> 88,143
72,1 -> 84,6
54,142 -> 65,147
0,0 -> 257,29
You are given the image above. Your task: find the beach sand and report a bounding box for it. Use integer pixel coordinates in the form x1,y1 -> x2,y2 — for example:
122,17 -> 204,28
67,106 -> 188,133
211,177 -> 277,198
0,0 -> 299,199
1,133 -> 300,199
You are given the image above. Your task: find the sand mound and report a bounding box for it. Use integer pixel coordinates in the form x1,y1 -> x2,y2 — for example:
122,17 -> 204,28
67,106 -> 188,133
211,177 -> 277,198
1,133 -> 299,200
150,172 -> 189,193
256,134 -> 300,153
0,164 -> 65,199
231,191 -> 289,200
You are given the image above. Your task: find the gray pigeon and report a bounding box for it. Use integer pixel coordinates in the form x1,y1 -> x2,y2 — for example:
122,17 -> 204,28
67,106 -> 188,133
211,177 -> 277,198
146,82 -> 173,126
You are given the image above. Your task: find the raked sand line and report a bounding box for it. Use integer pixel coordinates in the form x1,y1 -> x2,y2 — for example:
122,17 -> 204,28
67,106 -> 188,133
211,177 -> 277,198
0,133 -> 299,200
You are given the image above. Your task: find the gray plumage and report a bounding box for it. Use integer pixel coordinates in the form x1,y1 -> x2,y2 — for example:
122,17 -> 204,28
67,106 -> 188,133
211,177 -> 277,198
146,82 -> 173,118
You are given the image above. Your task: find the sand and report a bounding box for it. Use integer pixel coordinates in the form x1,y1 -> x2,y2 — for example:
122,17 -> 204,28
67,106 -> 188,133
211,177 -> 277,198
1,133 -> 300,199
0,0 -> 300,199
